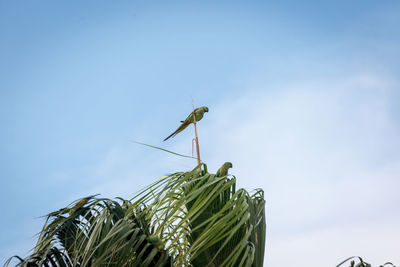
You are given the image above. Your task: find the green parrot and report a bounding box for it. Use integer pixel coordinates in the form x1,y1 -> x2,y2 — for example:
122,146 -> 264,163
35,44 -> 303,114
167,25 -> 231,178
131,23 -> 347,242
163,106 -> 209,141
216,162 -> 233,177
69,194 -> 100,215
147,235 -> 165,251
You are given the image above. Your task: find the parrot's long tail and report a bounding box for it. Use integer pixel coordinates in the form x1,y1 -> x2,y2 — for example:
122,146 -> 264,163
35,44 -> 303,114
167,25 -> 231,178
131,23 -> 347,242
163,121 -> 190,141
163,132 -> 176,141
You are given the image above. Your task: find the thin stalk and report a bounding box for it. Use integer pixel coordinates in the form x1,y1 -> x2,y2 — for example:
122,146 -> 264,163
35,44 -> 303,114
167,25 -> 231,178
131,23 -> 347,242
192,107 -> 201,165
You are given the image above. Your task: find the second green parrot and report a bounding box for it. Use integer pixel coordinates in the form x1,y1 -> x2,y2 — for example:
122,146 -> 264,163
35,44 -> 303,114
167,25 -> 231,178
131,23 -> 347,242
163,106 -> 209,141
216,162 -> 233,177
147,235 -> 165,251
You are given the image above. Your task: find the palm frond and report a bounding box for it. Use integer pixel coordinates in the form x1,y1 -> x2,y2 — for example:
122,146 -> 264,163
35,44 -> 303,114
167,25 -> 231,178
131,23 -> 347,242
5,164 -> 266,267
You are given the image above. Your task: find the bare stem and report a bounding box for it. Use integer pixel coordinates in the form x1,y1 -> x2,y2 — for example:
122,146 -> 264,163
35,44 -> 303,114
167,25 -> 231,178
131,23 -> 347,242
192,108 -> 201,165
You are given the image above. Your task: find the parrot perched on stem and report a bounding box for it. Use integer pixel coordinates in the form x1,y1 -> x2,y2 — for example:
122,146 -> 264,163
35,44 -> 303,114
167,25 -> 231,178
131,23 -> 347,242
163,106 -> 209,141
216,162 -> 233,177
69,194 -> 100,215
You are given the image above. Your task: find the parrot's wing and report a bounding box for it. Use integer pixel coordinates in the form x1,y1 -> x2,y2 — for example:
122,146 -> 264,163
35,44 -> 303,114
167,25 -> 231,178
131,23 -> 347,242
216,169 -> 221,177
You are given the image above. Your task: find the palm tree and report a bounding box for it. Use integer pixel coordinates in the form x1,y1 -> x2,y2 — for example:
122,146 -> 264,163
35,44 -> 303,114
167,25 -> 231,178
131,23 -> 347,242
5,163 -> 266,267
336,256 -> 396,267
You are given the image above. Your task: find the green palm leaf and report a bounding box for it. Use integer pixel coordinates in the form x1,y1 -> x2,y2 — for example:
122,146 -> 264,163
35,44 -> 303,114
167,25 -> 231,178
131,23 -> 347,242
5,163 -> 266,267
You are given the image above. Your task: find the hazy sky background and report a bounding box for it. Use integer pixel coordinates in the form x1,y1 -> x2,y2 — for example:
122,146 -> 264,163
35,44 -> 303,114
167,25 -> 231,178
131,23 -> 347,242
1,1 -> 399,266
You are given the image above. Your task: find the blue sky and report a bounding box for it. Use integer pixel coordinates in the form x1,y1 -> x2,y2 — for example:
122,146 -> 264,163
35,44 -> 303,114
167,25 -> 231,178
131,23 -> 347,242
1,1 -> 400,266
